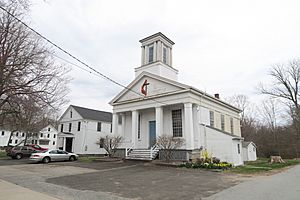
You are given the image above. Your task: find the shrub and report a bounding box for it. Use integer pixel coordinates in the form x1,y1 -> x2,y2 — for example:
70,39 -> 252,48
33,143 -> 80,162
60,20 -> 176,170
178,162 -> 232,170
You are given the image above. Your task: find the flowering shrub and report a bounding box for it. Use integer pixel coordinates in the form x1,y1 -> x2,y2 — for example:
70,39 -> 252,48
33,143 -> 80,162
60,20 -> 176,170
178,162 -> 232,170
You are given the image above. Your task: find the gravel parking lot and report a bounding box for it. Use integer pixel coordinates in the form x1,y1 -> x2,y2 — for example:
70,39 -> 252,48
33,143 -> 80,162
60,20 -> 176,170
0,159 -> 241,200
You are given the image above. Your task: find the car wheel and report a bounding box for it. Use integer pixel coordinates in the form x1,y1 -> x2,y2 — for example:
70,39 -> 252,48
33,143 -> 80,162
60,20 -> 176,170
42,157 -> 50,164
69,156 -> 75,161
16,154 -> 23,160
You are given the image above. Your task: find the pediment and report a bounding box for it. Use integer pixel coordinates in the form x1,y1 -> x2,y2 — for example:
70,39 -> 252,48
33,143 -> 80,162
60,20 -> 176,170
110,72 -> 189,104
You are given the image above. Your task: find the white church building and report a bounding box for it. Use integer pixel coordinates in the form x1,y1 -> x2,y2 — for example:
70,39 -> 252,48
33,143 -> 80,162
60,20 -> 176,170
110,32 -> 244,166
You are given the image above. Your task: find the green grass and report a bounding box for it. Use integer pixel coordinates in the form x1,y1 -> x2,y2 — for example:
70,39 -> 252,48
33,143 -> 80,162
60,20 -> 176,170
230,158 -> 300,174
78,156 -> 102,163
0,151 -> 7,158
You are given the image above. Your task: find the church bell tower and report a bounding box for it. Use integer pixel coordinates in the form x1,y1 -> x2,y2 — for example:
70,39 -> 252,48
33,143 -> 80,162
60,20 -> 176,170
135,32 -> 178,81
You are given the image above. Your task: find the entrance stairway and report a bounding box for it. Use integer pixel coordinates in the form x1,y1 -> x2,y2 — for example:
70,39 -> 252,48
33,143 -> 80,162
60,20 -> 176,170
126,145 -> 159,160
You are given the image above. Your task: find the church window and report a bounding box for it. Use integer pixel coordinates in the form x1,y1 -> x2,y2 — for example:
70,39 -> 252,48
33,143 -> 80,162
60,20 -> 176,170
230,117 -> 234,134
209,111 -> 214,127
172,109 -> 182,137
163,47 -> 167,64
138,114 -> 141,139
148,46 -> 154,63
221,115 -> 225,131
118,115 -> 122,124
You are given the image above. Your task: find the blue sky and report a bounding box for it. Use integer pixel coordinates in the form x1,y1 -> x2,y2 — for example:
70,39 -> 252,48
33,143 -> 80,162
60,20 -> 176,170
29,0 -> 300,115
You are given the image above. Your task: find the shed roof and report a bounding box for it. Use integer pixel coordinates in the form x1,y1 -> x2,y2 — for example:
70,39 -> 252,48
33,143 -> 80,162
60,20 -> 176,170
242,141 -> 256,148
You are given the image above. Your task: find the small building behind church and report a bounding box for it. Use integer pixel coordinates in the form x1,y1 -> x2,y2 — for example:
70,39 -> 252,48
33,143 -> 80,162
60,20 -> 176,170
58,105 -> 112,154
242,141 -> 257,161
110,32 -> 244,166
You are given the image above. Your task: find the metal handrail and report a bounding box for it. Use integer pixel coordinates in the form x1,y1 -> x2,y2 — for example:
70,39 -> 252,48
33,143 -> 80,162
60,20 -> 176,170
150,144 -> 159,158
125,143 -> 134,157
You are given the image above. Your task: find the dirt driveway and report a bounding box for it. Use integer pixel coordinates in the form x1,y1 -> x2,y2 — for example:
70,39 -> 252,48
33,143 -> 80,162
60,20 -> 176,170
0,160 -> 241,200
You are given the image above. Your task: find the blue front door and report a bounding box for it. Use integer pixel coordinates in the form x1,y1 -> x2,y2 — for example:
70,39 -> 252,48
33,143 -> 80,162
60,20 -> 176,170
149,121 -> 156,148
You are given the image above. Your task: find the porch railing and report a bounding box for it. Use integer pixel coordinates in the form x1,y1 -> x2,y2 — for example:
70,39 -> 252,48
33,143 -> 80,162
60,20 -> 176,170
150,144 -> 159,159
125,143 -> 134,157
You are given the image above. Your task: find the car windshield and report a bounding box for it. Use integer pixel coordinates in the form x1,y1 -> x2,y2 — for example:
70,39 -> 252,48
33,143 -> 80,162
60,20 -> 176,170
40,150 -> 48,153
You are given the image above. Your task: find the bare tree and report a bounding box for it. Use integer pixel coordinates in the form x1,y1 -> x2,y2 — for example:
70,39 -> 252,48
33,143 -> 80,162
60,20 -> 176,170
0,0 -> 69,134
96,135 -> 122,158
260,59 -> 300,135
156,135 -> 184,162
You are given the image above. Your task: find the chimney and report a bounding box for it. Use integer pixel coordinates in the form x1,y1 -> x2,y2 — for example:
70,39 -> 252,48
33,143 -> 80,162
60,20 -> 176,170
214,93 -> 220,99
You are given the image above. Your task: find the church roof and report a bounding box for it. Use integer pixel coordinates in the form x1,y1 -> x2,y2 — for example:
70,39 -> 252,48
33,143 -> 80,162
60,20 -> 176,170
110,71 -> 242,113
139,32 -> 175,45
71,105 -> 112,122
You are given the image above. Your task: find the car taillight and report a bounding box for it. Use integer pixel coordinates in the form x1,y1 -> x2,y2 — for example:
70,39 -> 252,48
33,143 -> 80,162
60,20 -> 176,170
33,155 -> 40,157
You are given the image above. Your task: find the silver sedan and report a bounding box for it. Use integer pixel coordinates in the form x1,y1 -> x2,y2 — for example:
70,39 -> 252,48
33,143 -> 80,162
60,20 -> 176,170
29,149 -> 79,163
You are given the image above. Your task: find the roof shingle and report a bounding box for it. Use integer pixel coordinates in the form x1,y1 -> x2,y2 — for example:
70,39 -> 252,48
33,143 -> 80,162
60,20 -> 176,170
71,105 -> 112,122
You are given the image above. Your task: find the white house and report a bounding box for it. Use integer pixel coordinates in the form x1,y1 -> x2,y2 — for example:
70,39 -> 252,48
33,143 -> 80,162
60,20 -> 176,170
0,125 -> 57,149
58,105 -> 112,154
0,130 -> 26,147
110,32 -> 244,166
37,125 -> 58,150
242,141 -> 257,161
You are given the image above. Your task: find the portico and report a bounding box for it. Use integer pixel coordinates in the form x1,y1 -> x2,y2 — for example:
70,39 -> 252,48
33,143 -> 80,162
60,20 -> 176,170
112,102 -> 196,150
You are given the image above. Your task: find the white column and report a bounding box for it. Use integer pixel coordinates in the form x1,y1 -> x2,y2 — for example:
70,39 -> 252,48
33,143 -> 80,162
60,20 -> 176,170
155,106 -> 163,138
144,46 -> 148,65
169,48 -> 172,66
121,113 -> 126,137
157,41 -> 162,61
131,110 -> 138,148
153,42 -> 157,62
63,137 -> 66,151
184,103 -> 194,149
141,46 -> 145,65
112,113 -> 118,135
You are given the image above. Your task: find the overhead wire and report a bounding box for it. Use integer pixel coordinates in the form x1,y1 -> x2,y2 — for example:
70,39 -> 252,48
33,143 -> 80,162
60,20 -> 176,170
0,5 -> 169,106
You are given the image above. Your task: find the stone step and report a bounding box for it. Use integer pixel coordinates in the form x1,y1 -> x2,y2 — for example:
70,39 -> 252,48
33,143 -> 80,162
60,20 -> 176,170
125,156 -> 153,161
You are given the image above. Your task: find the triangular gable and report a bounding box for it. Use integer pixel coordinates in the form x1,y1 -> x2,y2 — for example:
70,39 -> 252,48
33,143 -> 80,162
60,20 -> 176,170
110,72 -> 190,105
59,105 -> 84,121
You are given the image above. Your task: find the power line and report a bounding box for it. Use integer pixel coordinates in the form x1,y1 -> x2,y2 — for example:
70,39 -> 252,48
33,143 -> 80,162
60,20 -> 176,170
0,5 -> 169,106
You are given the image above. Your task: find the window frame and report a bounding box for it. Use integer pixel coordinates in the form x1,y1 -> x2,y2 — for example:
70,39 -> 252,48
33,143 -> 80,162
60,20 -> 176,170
97,122 -> 102,132
99,138 -> 105,148
237,143 -> 241,154
221,114 -> 225,131
209,111 -> 214,127
172,109 -> 183,137
230,117 -> 234,134
77,121 -> 81,131
138,114 -> 141,139
163,46 -> 167,64
148,45 -> 154,63
68,123 -> 72,132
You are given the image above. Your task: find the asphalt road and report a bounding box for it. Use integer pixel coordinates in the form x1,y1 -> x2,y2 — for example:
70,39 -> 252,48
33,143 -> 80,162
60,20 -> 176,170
0,157 -> 33,165
204,165 -> 300,200
0,159 -> 240,200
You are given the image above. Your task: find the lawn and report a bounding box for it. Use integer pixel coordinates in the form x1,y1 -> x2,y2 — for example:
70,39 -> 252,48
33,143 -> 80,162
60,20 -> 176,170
230,158 -> 300,174
78,156 -> 102,163
0,150 -> 7,158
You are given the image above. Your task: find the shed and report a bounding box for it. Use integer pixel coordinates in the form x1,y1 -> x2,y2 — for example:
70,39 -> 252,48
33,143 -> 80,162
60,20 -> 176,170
242,141 -> 257,161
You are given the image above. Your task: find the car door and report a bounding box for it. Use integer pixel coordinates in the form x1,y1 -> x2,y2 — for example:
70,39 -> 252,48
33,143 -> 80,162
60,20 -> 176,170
22,147 -> 31,157
27,147 -> 35,157
49,150 -> 59,161
57,150 -> 69,161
